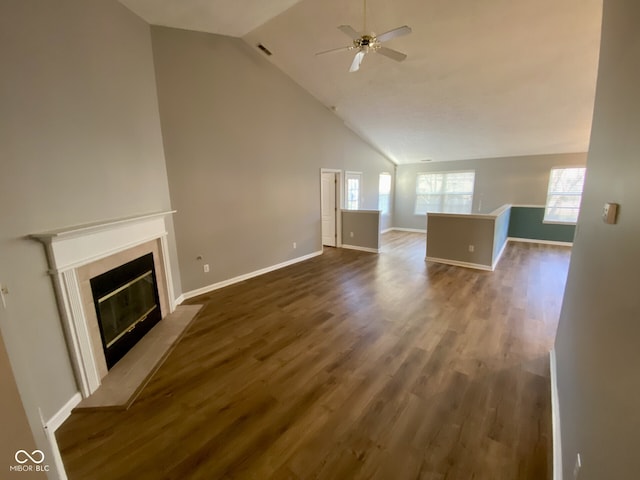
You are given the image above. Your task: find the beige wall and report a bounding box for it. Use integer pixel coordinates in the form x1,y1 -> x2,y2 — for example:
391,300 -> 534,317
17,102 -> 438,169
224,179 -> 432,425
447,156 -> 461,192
342,211 -> 381,251
0,0 -> 180,454
426,206 -> 510,270
395,153 -> 586,230
554,1 -> 640,479
150,27 -> 395,293
426,215 -> 495,267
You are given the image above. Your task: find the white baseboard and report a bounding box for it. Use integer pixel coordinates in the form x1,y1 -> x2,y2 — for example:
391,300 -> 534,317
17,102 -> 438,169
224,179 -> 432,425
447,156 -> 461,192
173,294 -> 185,308
390,227 -> 427,233
45,392 -> 82,433
40,392 -> 81,480
45,431 -> 68,480
550,348 -> 563,480
492,239 -> 509,270
182,250 -> 323,301
508,237 -> 573,247
425,256 -> 493,271
380,228 -> 393,234
341,244 -> 380,254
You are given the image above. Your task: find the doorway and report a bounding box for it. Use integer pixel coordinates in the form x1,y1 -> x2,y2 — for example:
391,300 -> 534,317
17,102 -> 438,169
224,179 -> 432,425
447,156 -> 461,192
320,169 -> 342,248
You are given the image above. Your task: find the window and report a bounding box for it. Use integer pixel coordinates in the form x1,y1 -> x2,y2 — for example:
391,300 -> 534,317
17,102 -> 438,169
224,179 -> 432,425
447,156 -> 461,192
345,172 -> 362,210
544,167 -> 586,223
415,171 -> 475,214
378,173 -> 392,214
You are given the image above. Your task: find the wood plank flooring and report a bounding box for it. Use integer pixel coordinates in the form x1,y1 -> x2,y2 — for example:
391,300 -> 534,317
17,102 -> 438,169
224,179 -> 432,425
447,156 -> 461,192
56,232 -> 571,479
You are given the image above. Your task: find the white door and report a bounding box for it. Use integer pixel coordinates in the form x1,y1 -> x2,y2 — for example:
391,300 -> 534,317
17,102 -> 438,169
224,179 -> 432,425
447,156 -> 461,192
321,172 -> 337,247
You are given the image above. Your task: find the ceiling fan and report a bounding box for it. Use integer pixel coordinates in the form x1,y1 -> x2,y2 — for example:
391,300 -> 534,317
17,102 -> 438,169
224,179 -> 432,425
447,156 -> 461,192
316,0 -> 412,73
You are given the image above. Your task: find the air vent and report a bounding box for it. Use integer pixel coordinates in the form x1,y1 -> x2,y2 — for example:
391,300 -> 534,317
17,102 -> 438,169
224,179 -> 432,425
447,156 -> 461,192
257,44 -> 273,56
420,159 -> 433,162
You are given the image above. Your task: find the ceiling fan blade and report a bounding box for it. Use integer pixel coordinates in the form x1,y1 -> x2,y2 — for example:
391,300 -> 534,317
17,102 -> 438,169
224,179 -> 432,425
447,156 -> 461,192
349,50 -> 366,72
376,46 -> 407,62
316,45 -> 353,56
376,25 -> 412,43
338,25 -> 361,40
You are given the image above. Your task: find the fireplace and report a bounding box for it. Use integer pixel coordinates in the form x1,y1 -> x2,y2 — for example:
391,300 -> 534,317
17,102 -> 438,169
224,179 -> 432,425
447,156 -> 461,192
31,211 -> 177,397
91,253 -> 162,369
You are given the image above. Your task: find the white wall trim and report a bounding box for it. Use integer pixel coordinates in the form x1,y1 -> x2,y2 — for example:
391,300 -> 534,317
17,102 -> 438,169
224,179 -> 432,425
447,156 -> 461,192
58,269 -> 100,396
550,348 -> 563,480
390,227 -> 427,233
44,427 -> 68,480
40,392 -> 82,480
182,251 -> 323,301
174,294 -> 185,307
45,392 -> 82,433
380,228 -> 394,234
425,256 -> 493,271
159,234 -> 176,312
542,220 -> 578,226
341,244 -> 380,254
508,237 -> 573,247
492,239 -> 509,270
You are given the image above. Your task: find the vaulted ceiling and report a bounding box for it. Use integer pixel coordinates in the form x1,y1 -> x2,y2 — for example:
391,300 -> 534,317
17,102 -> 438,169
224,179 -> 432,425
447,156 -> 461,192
120,0 -> 603,164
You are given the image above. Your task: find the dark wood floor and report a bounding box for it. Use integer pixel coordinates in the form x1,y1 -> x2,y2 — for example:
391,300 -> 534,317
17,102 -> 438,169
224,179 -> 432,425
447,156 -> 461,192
57,232 -> 571,479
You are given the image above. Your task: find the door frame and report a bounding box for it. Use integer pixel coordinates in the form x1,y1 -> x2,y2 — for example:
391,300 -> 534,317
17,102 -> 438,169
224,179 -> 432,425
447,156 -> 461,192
320,168 -> 343,250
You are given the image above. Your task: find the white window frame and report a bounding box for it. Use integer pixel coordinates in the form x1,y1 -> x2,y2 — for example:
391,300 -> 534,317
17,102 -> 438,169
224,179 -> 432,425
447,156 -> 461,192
378,172 -> 392,215
414,170 -> 475,215
345,171 -> 363,210
543,166 -> 587,225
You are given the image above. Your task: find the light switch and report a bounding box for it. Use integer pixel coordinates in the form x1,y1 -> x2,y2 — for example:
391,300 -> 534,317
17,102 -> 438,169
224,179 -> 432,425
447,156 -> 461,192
0,284 -> 8,309
602,202 -> 618,224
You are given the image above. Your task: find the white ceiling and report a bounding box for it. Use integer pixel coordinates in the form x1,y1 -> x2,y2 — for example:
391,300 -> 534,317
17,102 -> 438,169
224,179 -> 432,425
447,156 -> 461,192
120,0 -> 603,164
119,0 -> 305,37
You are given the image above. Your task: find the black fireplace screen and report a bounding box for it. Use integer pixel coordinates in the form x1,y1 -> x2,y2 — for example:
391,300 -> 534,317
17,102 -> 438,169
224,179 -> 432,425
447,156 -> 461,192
97,270 -> 157,348
90,253 -> 162,369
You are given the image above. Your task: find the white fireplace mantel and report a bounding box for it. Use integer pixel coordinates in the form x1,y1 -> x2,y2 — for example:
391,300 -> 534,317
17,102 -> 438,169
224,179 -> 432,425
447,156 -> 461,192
31,211 -> 177,397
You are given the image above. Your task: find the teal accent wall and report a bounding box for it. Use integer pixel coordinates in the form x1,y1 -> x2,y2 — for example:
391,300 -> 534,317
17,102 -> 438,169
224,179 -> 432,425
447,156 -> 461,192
508,207 -> 575,242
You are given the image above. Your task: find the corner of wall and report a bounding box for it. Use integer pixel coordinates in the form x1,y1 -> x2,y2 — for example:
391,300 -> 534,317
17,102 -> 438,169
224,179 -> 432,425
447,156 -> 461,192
550,348 -> 563,480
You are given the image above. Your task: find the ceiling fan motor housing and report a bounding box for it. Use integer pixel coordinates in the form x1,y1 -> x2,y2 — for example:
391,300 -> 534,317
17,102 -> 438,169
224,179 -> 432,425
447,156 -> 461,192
355,35 -> 375,48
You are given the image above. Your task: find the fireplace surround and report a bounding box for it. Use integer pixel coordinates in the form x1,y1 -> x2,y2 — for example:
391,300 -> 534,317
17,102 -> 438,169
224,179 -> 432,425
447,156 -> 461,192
31,211 -> 177,398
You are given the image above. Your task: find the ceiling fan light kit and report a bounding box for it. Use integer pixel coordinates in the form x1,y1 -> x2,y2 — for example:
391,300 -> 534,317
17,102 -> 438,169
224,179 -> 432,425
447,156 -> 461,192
316,0 -> 412,72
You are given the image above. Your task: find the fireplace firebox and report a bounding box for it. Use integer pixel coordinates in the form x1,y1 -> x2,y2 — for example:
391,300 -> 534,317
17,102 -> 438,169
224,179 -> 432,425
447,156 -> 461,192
90,253 -> 162,369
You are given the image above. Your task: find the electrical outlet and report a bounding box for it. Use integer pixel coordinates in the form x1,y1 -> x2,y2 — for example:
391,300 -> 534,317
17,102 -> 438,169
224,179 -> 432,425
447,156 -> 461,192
468,245 -> 475,253
350,232 -> 354,238
573,453 -> 582,478
203,264 -> 210,273
293,242 -> 297,249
